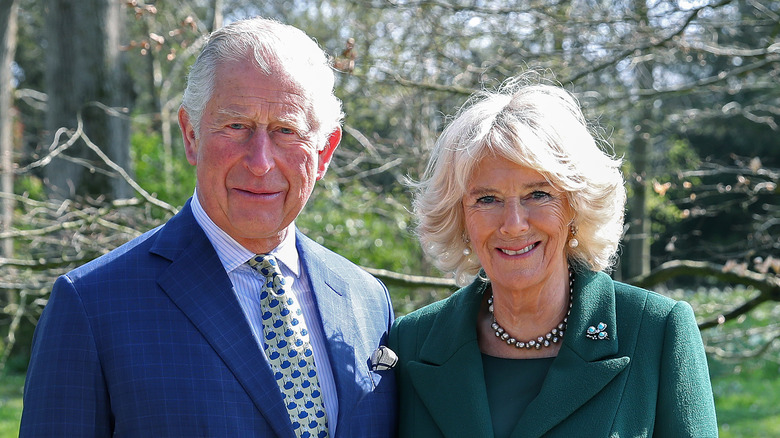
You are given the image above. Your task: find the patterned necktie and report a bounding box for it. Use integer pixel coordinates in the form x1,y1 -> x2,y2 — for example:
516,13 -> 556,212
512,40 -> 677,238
248,254 -> 329,438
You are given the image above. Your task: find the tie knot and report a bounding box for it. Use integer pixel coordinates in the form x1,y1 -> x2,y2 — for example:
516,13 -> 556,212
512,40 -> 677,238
249,254 -> 279,275
248,254 -> 287,293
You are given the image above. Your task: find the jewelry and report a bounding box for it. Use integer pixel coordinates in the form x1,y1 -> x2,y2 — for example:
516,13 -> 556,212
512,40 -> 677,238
488,268 -> 573,350
586,322 -> 609,340
568,225 -> 579,248
463,235 -> 472,256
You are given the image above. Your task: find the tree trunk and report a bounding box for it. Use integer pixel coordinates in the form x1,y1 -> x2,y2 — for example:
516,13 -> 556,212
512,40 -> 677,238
1,0 -> 19,259
209,0 -> 223,32
625,0 -> 653,278
44,0 -> 132,200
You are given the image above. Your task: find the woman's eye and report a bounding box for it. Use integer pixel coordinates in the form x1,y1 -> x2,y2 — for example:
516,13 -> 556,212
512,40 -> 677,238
278,127 -> 295,134
476,195 -> 496,204
530,191 -> 552,200
228,123 -> 245,130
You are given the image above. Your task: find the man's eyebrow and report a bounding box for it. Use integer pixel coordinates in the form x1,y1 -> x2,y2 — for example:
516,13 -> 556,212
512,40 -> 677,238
214,108 -> 250,120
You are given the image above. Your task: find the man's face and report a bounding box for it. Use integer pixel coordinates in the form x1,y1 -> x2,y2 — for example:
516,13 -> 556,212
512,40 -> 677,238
179,59 -> 340,253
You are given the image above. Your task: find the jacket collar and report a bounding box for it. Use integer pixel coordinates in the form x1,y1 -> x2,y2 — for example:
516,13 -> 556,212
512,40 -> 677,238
151,200 -> 298,438
408,279 -> 494,437
407,270 -> 629,438
295,230 -> 377,435
513,270 -> 629,437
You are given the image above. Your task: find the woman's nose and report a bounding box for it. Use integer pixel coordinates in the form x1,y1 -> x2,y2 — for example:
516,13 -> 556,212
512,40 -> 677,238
499,201 -> 530,235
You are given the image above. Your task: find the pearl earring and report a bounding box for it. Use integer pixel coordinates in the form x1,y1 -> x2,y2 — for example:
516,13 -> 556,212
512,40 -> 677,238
463,236 -> 472,256
568,225 -> 579,248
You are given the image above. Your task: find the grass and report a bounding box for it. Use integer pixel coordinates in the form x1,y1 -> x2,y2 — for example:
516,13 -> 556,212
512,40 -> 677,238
711,358 -> 780,437
1,359 -> 778,437
0,372 -> 23,438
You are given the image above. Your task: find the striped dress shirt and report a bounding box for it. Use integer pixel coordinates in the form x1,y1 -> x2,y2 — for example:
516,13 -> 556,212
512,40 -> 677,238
190,191 -> 339,433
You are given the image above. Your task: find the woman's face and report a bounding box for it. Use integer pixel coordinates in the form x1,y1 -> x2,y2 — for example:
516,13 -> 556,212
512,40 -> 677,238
462,155 -> 573,295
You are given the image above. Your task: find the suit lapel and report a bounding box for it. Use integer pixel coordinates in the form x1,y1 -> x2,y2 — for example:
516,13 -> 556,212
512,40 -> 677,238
152,202 -> 295,438
407,281 -> 495,438
295,231 -> 374,434
511,270 -> 629,438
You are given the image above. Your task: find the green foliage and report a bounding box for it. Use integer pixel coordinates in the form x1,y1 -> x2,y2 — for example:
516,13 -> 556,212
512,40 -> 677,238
297,178 -> 450,316
130,130 -> 194,208
298,179 -> 422,274
13,175 -> 44,201
646,188 -> 684,238
665,138 -> 702,171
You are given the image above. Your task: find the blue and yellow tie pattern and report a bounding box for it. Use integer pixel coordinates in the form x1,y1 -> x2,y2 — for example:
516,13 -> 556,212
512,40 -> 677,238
248,254 -> 328,438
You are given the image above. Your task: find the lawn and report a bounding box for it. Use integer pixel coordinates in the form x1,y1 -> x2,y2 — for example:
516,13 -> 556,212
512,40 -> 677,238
0,372 -> 23,438
711,358 -> 780,437
2,358 -> 778,437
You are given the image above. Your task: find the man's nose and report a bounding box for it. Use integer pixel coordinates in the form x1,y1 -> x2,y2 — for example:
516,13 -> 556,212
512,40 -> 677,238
245,130 -> 274,175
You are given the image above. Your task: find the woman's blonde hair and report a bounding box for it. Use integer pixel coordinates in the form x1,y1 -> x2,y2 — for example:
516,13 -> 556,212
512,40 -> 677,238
412,75 -> 626,286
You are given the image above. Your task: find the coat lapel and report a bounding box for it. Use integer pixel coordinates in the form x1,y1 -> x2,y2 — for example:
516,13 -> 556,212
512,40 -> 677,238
295,231 -> 375,434
152,202 -> 295,438
407,281 -> 495,438
511,270 -> 629,437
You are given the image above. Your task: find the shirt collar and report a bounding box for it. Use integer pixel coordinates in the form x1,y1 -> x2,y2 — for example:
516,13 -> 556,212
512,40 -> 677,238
190,189 -> 301,278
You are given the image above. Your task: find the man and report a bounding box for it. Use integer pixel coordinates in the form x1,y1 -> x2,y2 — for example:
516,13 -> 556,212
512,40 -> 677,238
21,17 -> 397,437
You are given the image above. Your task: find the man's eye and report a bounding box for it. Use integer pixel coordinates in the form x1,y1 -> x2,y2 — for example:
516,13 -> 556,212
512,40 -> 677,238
278,127 -> 295,134
228,123 -> 245,130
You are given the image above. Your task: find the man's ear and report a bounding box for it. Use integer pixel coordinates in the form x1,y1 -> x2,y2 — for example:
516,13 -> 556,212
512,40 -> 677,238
316,128 -> 342,180
178,107 -> 199,166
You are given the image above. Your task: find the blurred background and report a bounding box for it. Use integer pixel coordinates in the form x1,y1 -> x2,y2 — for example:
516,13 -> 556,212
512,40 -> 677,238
0,0 -> 778,435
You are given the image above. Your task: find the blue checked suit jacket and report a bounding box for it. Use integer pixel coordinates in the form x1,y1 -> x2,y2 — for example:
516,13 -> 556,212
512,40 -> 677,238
20,200 -> 397,437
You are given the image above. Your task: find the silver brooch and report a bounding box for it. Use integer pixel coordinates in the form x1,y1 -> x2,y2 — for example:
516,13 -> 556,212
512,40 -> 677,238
370,345 -> 398,371
586,322 -> 609,340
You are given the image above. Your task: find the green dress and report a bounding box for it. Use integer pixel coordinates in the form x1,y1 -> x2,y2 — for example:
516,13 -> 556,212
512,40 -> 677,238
482,355 -> 555,438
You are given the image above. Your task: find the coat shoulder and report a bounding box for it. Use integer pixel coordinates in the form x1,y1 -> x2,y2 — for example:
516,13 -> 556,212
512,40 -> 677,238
390,279 -> 486,354
295,230 -> 385,288
612,279 -> 689,323
396,281 -> 483,327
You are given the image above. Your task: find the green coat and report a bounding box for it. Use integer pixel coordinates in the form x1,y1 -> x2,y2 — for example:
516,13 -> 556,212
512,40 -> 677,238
389,270 -> 718,437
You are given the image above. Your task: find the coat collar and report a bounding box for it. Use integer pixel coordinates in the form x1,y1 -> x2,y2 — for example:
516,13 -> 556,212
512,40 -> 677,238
151,201 -> 297,438
295,231 -> 377,435
408,279 -> 494,437
407,270 -> 630,438
148,201 -> 386,437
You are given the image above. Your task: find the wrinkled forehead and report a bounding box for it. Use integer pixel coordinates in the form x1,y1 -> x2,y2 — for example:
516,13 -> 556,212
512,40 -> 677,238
220,58 -> 318,115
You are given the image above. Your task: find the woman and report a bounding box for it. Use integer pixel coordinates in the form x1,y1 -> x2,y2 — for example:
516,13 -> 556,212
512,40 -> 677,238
389,78 -> 718,437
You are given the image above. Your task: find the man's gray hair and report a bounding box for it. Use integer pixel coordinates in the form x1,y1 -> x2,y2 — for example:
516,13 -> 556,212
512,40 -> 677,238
181,17 -> 344,147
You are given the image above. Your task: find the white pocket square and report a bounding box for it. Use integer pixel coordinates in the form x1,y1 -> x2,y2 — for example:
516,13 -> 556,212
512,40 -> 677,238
370,345 -> 398,371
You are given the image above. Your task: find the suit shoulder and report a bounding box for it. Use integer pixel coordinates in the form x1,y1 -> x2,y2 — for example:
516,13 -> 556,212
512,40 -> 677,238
296,231 -> 383,286
66,225 -> 163,282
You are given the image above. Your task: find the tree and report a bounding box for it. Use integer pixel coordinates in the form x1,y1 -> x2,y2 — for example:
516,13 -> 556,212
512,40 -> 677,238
2,0 -> 779,369
1,0 -> 19,258
43,0 -> 132,199
0,0 -> 20,372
